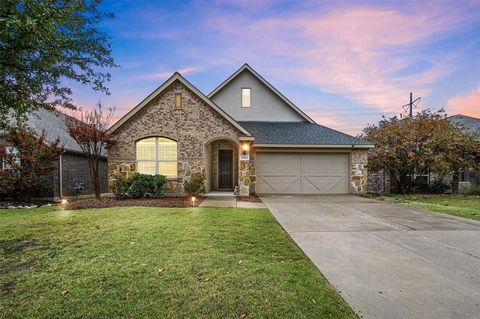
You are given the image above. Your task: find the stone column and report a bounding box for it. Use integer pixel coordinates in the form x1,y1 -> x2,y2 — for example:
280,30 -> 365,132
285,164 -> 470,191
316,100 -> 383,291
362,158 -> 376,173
351,150 -> 368,194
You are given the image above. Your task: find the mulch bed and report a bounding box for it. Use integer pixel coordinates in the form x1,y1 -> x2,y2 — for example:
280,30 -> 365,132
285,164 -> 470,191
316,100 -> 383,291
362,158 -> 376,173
65,196 -> 205,210
236,195 -> 262,203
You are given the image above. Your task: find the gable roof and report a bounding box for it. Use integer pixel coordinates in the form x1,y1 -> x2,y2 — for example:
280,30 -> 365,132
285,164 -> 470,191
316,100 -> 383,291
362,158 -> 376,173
208,64 -> 315,124
448,114 -> 480,138
239,121 -> 374,148
108,72 -> 251,136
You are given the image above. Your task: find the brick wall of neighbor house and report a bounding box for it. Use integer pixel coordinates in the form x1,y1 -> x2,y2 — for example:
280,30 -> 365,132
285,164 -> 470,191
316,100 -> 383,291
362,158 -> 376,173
351,150 -> 368,194
53,153 -> 108,197
210,140 -> 238,190
108,80 -> 244,194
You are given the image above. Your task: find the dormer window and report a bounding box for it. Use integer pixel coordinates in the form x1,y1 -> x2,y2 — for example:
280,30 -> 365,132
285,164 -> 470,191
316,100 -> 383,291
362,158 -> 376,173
174,93 -> 182,108
241,88 -> 251,107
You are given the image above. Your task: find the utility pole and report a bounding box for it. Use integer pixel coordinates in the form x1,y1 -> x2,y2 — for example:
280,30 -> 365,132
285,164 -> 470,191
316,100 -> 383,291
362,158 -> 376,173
402,92 -> 420,117
409,92 -> 413,118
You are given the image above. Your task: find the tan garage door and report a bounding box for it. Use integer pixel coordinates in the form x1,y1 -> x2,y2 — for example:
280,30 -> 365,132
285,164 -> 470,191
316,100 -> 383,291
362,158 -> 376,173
255,153 -> 349,194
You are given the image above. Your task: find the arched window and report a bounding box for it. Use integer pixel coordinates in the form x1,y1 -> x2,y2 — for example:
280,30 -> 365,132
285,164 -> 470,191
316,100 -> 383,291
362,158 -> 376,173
136,137 -> 177,178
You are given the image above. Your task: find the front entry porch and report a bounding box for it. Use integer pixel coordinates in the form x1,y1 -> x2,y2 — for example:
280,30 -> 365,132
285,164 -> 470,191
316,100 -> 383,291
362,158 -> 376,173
205,139 -> 239,192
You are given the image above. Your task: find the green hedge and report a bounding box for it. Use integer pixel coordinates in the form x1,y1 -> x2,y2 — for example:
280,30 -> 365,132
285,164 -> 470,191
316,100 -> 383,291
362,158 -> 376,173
111,173 -> 167,199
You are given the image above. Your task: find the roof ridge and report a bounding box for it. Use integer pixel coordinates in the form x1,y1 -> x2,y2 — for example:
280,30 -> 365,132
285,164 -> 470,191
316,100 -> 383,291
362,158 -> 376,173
448,114 -> 480,121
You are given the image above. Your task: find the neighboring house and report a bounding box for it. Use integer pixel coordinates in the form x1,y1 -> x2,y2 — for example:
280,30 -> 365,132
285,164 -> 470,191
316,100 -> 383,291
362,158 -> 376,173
1,108 -> 108,199
108,64 -> 374,196
448,114 -> 480,188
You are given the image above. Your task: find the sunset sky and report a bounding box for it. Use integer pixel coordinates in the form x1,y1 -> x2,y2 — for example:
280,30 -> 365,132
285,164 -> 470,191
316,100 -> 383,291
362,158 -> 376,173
71,0 -> 480,135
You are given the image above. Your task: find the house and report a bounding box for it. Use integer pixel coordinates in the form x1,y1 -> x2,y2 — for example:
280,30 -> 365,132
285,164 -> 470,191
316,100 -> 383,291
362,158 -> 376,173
448,114 -> 480,188
1,108 -> 109,199
108,64 -> 374,196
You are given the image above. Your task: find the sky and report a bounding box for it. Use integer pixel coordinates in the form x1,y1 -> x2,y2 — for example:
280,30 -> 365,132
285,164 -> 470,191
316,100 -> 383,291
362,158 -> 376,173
70,0 -> 480,135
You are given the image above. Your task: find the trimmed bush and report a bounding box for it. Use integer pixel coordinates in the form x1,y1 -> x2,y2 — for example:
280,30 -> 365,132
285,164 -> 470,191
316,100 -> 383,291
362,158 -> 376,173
111,173 -> 167,199
184,172 -> 206,196
111,175 -> 130,199
128,174 -> 167,199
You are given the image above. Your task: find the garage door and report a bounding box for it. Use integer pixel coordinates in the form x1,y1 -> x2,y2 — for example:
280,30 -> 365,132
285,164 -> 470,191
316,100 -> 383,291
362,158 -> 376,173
256,153 -> 349,194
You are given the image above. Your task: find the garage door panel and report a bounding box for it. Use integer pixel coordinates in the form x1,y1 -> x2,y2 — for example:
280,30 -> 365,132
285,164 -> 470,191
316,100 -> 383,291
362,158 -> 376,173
256,153 -> 349,194
302,175 -> 346,193
257,175 -> 301,193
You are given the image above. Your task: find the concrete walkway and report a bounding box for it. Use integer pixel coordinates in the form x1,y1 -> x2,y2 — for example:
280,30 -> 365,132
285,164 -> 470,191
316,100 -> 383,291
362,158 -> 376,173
199,194 -> 266,209
262,195 -> 480,319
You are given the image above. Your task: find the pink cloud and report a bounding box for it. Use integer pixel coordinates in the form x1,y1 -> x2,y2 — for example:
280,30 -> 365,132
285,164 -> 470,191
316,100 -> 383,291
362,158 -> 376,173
447,89 -> 480,118
203,2 -> 479,114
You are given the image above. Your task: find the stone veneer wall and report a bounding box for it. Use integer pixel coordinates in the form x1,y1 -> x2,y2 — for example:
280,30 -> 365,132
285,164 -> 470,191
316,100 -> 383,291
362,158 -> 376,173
108,80 -> 245,194
239,150 -> 256,196
351,150 -> 368,193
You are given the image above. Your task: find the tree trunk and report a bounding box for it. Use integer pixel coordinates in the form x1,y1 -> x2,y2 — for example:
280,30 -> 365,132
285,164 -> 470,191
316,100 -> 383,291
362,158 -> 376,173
451,172 -> 459,194
93,158 -> 101,199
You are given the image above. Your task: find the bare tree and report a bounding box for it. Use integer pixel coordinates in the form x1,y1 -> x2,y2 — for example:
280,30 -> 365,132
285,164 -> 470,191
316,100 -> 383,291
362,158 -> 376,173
66,103 -> 116,198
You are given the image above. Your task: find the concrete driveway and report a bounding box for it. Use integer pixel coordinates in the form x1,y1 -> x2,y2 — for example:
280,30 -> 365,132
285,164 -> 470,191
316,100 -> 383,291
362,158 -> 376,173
261,195 -> 480,319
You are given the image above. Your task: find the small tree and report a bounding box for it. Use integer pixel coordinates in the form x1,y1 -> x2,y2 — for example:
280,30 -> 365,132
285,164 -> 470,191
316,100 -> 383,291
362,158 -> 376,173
361,109 -> 480,194
66,103 -> 116,198
0,127 -> 63,200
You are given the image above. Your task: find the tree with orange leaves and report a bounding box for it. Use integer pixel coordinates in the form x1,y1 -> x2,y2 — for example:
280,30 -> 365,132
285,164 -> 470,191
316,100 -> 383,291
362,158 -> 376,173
361,109 -> 480,194
66,103 -> 116,198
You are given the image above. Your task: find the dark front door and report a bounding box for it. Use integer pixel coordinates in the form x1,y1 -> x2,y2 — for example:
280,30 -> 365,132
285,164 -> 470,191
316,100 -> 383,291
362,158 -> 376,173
218,149 -> 233,189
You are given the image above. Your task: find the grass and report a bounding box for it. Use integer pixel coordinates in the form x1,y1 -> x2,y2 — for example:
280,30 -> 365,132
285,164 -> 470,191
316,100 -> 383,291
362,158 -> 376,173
0,206 -> 354,319
375,194 -> 480,221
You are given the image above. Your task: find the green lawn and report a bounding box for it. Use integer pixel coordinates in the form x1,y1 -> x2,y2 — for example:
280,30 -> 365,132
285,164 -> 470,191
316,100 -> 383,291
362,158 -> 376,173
0,206 -> 354,319
375,194 -> 480,221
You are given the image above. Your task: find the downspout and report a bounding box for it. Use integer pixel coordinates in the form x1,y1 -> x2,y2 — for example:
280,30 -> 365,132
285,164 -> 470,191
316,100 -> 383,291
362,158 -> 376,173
59,154 -> 63,198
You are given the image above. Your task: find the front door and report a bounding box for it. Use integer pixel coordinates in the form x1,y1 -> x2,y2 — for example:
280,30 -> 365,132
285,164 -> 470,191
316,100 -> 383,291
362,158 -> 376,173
218,149 -> 233,189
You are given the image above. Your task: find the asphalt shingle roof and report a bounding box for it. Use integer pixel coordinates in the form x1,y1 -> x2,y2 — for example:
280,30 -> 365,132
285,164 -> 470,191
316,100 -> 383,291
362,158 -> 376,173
5,108 -> 106,155
238,121 -> 372,146
448,114 -> 480,138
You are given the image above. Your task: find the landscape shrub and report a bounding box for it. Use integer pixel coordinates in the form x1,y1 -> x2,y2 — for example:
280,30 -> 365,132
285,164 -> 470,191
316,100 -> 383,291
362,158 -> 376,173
462,185 -> 480,195
184,172 -> 206,196
410,179 -> 450,194
128,173 -> 167,199
429,180 -> 451,194
0,128 -> 63,200
111,173 -> 167,199
111,175 -> 130,199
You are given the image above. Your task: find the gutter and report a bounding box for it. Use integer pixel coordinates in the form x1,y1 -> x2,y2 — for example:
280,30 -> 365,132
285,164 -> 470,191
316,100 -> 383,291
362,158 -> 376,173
252,144 -> 375,149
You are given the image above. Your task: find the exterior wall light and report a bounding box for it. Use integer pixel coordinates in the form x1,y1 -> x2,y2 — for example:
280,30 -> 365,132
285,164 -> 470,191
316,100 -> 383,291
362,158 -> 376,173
242,143 -> 249,155
191,196 -> 196,207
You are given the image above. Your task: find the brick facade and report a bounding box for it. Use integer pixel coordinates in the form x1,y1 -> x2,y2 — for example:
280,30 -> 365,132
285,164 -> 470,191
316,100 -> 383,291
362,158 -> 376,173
108,80 -> 245,194
55,153 -> 108,197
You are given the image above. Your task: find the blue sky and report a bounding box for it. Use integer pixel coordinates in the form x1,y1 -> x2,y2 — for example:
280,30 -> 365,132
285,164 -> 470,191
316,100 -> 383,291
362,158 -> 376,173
71,0 -> 480,134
